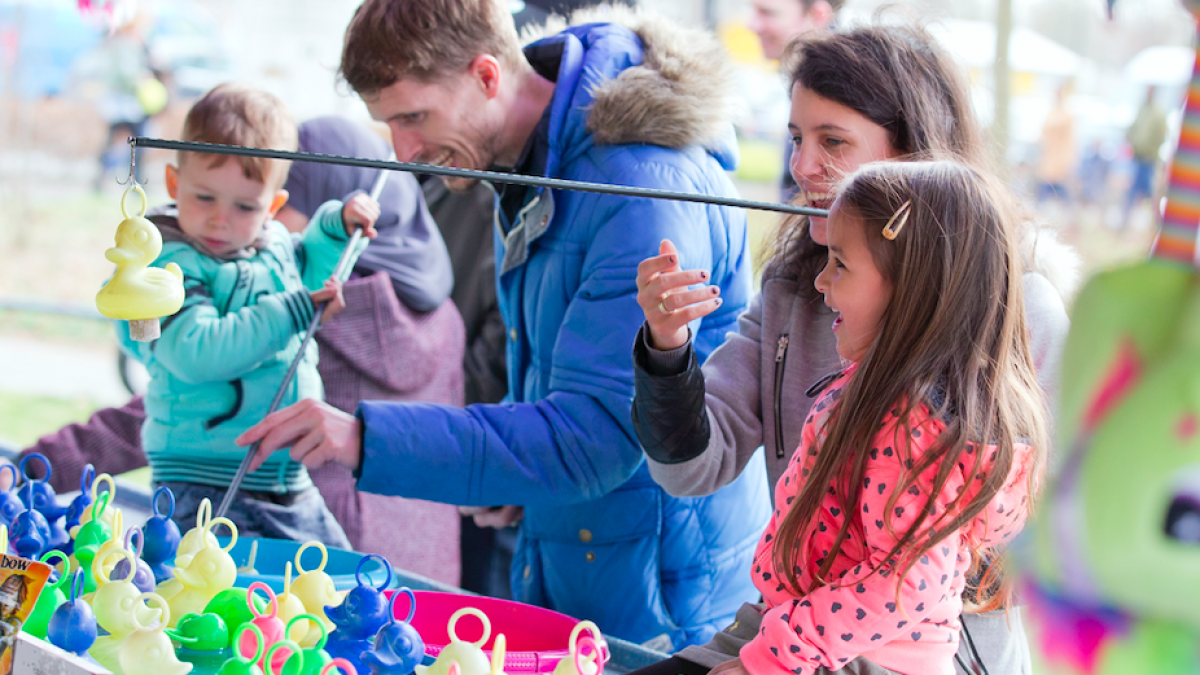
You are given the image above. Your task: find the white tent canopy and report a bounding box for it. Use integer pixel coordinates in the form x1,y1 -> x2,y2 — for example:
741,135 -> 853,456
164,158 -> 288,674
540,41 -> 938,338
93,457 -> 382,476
1125,45 -> 1194,85
926,18 -> 1084,77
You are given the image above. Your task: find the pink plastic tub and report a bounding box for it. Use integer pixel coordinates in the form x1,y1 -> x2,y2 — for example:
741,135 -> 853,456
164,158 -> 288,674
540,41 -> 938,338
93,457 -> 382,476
385,590 -> 581,673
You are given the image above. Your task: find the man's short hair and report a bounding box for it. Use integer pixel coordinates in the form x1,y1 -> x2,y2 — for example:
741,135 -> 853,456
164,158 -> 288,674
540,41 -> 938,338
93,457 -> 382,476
340,0 -> 524,95
180,82 -> 298,187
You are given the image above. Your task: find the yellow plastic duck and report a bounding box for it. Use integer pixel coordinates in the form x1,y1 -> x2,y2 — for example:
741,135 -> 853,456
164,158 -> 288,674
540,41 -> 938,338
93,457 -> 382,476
291,541 -> 341,638
119,592 -> 193,675
159,516 -> 238,626
415,607 -> 494,675
89,548 -> 164,675
278,561 -> 312,644
95,185 -> 184,341
71,474 -> 118,535
174,498 -> 222,570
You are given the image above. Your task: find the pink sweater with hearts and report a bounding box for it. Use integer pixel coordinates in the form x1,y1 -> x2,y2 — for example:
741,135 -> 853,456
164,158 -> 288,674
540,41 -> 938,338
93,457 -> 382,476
740,366 -> 1035,675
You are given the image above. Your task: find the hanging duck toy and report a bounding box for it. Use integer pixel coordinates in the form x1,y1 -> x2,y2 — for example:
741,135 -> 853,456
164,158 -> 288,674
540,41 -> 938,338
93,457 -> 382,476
96,184 -> 184,341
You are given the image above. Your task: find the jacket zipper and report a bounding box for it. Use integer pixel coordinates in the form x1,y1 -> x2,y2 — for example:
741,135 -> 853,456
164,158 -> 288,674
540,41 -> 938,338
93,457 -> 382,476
774,334 -> 790,459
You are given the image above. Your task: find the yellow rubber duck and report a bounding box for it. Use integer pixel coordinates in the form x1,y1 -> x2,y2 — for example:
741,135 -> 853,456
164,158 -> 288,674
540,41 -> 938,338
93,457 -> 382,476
96,185 -> 184,341
163,517 -> 238,626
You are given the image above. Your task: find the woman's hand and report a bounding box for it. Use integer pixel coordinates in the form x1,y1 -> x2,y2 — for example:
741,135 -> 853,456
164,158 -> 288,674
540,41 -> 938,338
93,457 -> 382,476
310,278 -> 345,323
342,193 -> 380,239
636,239 -> 721,350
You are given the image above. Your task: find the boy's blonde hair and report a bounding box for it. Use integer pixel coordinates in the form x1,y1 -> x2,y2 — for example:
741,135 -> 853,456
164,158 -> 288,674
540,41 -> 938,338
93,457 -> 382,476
339,0 -> 524,94
180,82 -> 298,188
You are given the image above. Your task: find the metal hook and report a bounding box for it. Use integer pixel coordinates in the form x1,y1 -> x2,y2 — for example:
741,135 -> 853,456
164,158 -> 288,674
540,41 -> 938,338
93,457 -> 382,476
116,136 -> 146,186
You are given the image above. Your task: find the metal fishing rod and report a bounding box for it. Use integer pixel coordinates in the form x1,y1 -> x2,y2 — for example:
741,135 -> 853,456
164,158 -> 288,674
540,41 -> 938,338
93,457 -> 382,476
215,156 -> 392,520
129,137 -> 830,218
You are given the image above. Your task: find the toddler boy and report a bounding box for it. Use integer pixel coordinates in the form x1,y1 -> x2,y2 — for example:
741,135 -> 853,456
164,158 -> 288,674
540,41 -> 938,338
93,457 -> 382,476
118,83 -> 378,546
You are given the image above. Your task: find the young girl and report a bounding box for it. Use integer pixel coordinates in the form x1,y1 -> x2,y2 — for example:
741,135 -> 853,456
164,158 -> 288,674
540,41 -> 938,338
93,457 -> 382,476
736,160 -> 1049,675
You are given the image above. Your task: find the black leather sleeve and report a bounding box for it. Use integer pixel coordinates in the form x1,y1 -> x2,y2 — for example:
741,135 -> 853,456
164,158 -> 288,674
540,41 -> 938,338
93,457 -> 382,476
631,325 -> 712,465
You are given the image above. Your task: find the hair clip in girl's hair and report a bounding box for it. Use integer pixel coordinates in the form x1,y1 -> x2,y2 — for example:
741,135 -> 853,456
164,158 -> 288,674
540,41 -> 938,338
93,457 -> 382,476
881,200 -> 912,241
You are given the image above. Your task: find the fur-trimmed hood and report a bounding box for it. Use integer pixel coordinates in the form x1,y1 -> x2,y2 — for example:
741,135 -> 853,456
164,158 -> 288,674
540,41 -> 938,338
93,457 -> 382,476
1022,220 -> 1083,305
527,5 -> 740,152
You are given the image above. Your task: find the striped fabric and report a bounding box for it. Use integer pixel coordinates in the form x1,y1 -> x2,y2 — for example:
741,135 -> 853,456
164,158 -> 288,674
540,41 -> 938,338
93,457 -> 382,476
1152,22 -> 1200,264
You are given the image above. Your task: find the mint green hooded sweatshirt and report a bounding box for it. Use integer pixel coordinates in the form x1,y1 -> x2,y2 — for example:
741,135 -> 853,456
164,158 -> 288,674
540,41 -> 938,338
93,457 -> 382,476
117,200 -> 364,493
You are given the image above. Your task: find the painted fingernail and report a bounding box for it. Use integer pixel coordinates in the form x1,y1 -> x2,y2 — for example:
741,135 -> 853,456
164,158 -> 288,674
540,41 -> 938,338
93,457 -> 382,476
700,271 -> 709,280
714,298 -> 722,306
668,256 -> 676,265
710,286 -> 719,295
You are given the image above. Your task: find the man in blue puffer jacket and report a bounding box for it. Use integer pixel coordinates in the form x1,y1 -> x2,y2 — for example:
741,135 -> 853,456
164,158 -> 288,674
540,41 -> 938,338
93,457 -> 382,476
238,0 -> 770,649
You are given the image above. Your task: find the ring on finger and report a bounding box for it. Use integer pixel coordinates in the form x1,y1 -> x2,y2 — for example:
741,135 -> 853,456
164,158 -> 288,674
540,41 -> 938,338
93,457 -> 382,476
658,299 -> 671,315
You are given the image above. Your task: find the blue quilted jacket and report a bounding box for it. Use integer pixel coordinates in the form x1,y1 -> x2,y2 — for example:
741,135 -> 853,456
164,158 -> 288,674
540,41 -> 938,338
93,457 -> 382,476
357,18 -> 769,648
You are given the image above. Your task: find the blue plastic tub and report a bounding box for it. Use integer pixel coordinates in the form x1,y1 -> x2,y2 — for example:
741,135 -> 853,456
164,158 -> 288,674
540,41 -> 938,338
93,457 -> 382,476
215,536 -> 396,593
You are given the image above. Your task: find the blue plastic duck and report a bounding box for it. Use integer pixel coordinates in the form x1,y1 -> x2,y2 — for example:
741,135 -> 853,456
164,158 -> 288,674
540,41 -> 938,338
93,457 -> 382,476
19,454 -> 68,552
360,587 -> 425,675
326,555 -> 395,674
0,465 -> 23,531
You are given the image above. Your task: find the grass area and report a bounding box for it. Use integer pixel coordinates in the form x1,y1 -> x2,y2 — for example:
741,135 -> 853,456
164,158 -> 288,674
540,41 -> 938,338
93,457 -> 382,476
0,391 -> 101,450
0,308 -> 113,346
0,392 -> 152,488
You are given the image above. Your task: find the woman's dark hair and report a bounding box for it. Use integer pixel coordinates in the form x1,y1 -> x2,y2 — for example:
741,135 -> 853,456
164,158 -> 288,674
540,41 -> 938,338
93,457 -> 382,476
768,20 -> 985,290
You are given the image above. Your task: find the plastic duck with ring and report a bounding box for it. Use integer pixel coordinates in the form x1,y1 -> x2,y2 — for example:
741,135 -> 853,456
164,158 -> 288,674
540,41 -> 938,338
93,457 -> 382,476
237,581 -> 287,671
95,183 -> 185,342
47,569 -> 97,658
63,464 -> 98,551
88,508 -> 130,593
174,498 -> 224,570
220,623 -> 270,675
17,453 -> 69,552
0,465 -> 24,531
326,553 -> 396,669
262,614 -> 335,675
89,547 -> 164,674
10,483 -> 49,560
118,591 -> 193,675
291,541 -> 341,637
72,472 -> 119,533
113,527 -> 157,593
24,549 -> 70,639
278,561 -> 312,644
159,511 -> 238,626
141,486 -> 182,585
70,490 -> 115,595
552,622 -> 609,675
415,607 -> 496,675
360,587 -> 425,675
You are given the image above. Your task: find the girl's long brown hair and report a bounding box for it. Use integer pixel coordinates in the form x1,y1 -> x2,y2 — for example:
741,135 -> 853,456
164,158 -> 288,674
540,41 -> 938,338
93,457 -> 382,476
771,160 -> 1049,611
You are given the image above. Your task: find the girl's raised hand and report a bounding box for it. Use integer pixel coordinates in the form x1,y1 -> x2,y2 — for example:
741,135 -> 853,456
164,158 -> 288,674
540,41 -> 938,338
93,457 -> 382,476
636,239 -> 721,351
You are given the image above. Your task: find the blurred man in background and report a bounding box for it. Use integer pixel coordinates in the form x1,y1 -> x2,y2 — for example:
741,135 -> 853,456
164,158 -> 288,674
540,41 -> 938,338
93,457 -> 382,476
747,0 -> 842,199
